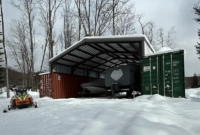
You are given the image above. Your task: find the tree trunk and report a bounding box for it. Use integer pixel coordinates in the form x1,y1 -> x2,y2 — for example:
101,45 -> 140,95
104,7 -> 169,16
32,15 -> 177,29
88,0 -> 90,35
49,0 -> 53,59
40,39 -> 48,73
78,0 -> 81,40
1,2 -> 9,98
28,7 -> 34,91
113,0 -> 115,35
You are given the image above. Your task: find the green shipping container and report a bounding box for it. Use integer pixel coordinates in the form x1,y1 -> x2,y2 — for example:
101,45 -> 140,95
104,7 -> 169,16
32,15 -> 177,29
141,50 -> 185,98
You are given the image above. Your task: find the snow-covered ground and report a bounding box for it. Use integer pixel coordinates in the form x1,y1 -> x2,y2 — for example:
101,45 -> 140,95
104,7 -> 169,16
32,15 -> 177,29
0,88 -> 200,135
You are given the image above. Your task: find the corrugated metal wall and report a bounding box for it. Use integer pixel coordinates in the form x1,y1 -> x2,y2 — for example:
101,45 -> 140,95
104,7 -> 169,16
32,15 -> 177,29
53,64 -> 71,74
39,73 -> 52,98
39,73 -> 101,99
52,73 -> 99,98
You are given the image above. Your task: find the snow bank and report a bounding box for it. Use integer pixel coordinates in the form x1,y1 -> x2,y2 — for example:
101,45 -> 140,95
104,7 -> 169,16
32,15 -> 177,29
185,88 -> 200,98
0,91 -> 15,98
133,94 -> 168,102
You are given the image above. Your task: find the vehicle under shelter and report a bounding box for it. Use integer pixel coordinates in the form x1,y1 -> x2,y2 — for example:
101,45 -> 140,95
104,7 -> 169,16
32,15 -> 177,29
39,35 -> 185,98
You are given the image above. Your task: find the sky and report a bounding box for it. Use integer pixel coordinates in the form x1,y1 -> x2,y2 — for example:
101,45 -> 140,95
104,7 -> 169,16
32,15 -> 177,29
2,0 -> 200,77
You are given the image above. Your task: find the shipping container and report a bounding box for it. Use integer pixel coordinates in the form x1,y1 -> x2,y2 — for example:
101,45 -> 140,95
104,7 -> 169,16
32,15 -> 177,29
141,50 -> 185,98
39,73 -> 101,99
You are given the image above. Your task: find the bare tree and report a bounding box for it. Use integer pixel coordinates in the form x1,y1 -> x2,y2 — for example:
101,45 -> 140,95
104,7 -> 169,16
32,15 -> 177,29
165,27 -> 176,48
114,2 -> 137,35
154,27 -> 176,50
112,0 -> 115,35
38,0 -> 64,60
7,18 -> 32,87
137,14 -> 176,51
138,14 -> 153,35
10,0 -> 37,90
58,0 -> 77,50
0,0 -> 9,98
144,22 -> 155,45
156,28 -> 164,48
40,34 -> 48,73
75,0 -> 113,36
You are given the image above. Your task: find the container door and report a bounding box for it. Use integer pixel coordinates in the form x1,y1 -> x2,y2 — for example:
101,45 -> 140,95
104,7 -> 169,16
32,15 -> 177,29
162,54 -> 173,97
141,58 -> 151,95
141,57 -> 160,95
150,57 -> 160,95
172,53 -> 185,98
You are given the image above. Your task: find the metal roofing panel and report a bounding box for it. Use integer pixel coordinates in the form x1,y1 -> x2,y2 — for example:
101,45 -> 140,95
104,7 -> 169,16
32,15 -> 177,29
57,59 -> 76,66
79,45 -> 100,54
99,65 -> 108,69
63,55 -> 83,63
84,61 -> 98,67
91,57 -> 105,63
120,43 -> 137,52
71,50 -> 91,59
98,43 -> 114,51
107,43 -> 125,51
104,62 -> 113,66
98,54 -> 111,59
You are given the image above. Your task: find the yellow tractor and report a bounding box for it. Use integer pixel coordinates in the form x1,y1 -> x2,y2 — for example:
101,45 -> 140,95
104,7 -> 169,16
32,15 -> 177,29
3,86 -> 38,113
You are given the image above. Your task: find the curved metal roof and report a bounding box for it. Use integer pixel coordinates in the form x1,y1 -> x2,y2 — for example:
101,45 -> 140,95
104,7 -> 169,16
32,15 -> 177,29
50,35 -> 155,74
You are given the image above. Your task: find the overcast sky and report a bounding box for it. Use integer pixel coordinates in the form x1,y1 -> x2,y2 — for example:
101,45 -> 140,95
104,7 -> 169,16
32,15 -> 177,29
2,0 -> 200,77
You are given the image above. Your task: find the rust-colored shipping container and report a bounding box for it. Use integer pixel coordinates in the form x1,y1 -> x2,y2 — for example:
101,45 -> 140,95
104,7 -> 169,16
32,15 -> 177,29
39,73 -> 52,98
39,73 -> 101,99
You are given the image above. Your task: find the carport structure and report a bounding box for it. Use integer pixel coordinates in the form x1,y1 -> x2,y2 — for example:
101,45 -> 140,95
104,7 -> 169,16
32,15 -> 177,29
50,35 -> 155,75
40,35 -> 155,98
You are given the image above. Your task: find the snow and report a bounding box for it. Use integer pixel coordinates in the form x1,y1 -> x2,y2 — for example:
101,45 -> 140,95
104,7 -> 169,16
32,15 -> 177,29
1,88 -> 200,135
39,72 -> 50,75
157,47 -> 172,52
145,47 -> 186,57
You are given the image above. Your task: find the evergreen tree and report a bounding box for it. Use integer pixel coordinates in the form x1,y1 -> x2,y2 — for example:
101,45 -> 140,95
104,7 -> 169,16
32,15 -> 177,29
194,3 -> 200,59
191,73 -> 199,88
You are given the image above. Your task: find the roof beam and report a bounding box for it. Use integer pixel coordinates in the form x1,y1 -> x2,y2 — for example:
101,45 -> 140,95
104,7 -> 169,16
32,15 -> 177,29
116,43 -> 139,60
87,44 -> 116,65
129,42 -> 139,52
85,41 -> 141,44
55,63 -> 99,74
104,43 -> 129,59
76,48 -> 93,56
68,53 -> 101,65
72,52 -> 102,73
60,58 -> 104,71
89,56 -> 138,71
101,51 -> 138,55
92,43 -> 127,63
87,44 -> 104,52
